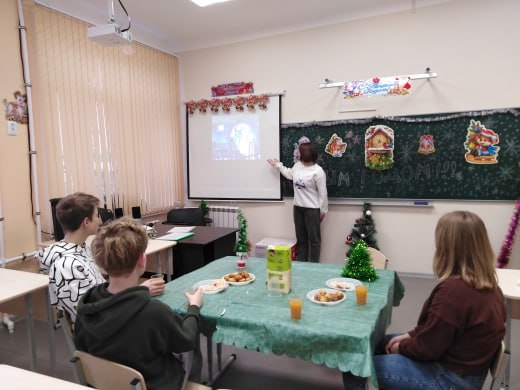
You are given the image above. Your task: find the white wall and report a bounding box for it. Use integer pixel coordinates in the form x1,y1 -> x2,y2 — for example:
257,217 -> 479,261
179,0 -> 520,274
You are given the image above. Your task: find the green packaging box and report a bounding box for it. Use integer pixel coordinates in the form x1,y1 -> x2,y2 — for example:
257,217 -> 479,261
266,245 -> 292,294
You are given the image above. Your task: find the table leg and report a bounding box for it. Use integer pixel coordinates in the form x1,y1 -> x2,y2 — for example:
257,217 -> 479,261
166,248 -> 172,282
156,253 -> 163,275
24,294 -> 37,371
46,289 -> 56,375
205,333 -> 236,387
206,333 -> 214,382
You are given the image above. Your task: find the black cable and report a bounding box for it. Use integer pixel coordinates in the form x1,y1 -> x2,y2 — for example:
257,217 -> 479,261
117,0 -> 131,32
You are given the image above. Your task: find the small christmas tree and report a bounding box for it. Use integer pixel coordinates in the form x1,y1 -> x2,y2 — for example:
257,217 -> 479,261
234,211 -> 249,254
345,202 -> 379,257
341,240 -> 378,282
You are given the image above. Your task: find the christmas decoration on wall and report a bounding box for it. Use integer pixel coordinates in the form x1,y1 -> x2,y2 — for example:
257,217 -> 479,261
497,198 -> 520,268
418,134 -> 436,155
187,94 -> 269,114
342,76 -> 411,99
3,90 -> 28,124
464,119 -> 500,164
341,240 -> 379,282
365,125 -> 394,170
345,202 -> 379,257
234,211 -> 249,268
211,82 -> 254,97
292,136 -> 311,163
325,133 -> 347,157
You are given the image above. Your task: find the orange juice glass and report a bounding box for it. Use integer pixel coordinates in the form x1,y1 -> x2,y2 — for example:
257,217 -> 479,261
355,285 -> 368,305
289,295 -> 302,319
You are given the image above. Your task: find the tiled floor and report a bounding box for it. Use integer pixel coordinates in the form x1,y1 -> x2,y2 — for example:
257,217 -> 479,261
0,275 -> 518,389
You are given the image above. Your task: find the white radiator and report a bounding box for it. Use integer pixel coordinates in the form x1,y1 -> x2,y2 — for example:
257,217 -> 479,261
208,206 -> 240,228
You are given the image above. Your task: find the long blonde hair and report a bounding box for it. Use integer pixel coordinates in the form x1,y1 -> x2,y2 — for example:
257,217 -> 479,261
433,211 -> 497,289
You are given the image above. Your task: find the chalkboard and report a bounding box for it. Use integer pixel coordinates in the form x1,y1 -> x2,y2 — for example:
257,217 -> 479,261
281,108 -> 520,200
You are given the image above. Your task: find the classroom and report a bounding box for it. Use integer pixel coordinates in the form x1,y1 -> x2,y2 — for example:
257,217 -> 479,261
0,0 -> 519,389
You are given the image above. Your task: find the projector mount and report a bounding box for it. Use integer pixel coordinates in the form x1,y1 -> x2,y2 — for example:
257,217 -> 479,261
87,0 -> 132,46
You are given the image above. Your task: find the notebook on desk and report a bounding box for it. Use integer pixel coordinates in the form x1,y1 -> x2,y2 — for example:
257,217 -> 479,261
167,226 -> 195,233
156,232 -> 195,241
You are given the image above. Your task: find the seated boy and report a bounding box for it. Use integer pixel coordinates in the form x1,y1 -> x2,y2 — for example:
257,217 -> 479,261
74,218 -> 203,390
37,192 -> 163,322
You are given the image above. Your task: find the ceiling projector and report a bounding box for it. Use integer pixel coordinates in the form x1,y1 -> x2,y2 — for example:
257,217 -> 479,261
87,23 -> 132,46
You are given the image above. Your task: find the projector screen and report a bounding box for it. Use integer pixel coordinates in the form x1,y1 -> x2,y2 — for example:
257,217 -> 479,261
187,95 -> 282,200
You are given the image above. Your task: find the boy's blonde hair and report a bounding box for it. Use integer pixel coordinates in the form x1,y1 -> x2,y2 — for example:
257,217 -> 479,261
92,217 -> 148,277
433,210 -> 497,289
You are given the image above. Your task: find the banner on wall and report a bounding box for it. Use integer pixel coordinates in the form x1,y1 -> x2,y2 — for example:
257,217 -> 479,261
342,76 -> 411,99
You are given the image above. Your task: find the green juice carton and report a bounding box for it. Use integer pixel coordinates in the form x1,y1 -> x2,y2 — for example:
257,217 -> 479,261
266,245 -> 292,294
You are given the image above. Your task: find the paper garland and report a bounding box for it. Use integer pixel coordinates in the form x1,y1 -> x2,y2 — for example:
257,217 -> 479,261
187,94 -> 269,114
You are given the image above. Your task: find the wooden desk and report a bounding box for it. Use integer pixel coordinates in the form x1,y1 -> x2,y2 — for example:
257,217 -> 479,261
0,364 -> 90,389
83,235 -> 175,282
157,225 -> 237,278
496,268 -> 520,389
145,239 -> 176,282
0,269 -> 53,372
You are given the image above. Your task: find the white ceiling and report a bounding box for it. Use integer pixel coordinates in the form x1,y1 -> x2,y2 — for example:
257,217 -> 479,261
35,0 -> 456,54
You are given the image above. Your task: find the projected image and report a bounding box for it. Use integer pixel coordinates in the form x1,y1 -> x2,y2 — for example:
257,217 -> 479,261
212,114 -> 260,160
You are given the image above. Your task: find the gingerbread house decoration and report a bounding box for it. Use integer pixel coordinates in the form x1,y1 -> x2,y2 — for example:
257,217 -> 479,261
365,125 -> 395,170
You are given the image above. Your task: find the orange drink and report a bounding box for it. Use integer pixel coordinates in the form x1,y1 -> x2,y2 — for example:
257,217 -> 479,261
289,296 -> 302,319
355,285 -> 368,305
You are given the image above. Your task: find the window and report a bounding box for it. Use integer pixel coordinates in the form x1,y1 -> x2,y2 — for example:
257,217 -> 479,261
26,4 -> 184,236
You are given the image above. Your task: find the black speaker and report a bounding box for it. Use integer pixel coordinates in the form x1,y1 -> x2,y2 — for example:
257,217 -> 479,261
50,197 -> 64,241
114,208 -> 124,218
98,208 -> 114,223
132,206 -> 141,220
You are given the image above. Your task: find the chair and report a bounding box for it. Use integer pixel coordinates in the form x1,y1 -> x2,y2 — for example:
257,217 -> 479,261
489,340 -> 508,390
367,247 -> 388,269
163,208 -> 206,226
71,350 -> 147,390
58,309 -> 76,355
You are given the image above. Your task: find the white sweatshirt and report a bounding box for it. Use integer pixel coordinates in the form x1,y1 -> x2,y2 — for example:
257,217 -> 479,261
276,161 -> 328,214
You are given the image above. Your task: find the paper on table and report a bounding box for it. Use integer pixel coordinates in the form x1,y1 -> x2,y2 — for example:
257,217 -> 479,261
167,226 -> 195,233
156,232 -> 194,241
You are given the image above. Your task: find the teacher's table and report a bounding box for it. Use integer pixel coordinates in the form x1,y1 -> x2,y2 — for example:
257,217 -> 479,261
0,268 -> 54,372
496,268 -> 520,389
156,225 -> 237,278
157,256 -> 405,387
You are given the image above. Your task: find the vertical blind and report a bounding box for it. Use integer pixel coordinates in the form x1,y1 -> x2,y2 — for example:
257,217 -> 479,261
26,3 -> 184,235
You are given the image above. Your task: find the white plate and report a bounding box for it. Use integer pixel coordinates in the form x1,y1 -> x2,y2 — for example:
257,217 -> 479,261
192,279 -> 228,294
307,288 -> 346,305
223,272 -> 256,286
326,277 -> 362,291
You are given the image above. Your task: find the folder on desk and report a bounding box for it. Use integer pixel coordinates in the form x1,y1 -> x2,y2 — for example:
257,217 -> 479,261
156,232 -> 195,241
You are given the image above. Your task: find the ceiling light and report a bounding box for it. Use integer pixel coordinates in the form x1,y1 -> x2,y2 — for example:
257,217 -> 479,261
190,0 -> 232,7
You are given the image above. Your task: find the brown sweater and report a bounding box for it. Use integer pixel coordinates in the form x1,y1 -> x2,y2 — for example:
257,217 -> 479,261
399,276 -> 506,376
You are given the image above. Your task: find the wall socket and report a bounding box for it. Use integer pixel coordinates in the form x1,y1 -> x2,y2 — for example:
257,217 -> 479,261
7,121 -> 17,136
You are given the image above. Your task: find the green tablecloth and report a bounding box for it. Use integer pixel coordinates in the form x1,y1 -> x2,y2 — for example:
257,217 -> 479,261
157,256 -> 405,386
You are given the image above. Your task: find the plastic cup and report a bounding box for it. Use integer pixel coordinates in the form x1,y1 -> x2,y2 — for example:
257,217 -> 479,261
355,285 -> 368,305
151,273 -> 164,281
289,295 -> 302,320
267,276 -> 281,297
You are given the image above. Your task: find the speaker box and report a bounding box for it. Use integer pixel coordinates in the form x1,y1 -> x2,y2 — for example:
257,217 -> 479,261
50,197 -> 64,241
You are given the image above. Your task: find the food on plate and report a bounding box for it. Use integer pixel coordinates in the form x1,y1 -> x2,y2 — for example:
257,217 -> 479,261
329,280 -> 349,290
313,289 -> 344,302
200,279 -> 227,293
224,271 -> 253,283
